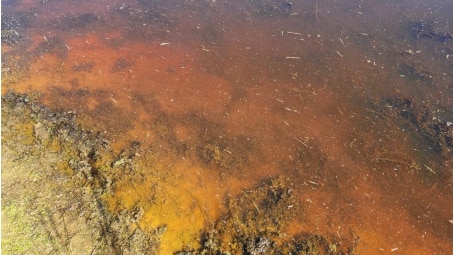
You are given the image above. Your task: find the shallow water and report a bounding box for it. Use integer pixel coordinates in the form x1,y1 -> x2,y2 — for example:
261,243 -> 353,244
2,0 -> 452,253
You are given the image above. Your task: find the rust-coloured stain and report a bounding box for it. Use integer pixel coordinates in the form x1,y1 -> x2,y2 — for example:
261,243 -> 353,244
2,0 -> 452,254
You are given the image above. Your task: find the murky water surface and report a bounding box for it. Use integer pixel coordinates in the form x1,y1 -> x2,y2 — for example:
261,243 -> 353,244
2,0 -> 452,254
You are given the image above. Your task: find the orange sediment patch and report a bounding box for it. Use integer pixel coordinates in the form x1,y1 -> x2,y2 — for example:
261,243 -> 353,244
107,156 -> 257,253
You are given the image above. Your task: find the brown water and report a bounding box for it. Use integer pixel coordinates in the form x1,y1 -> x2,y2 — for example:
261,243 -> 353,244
2,0 -> 452,254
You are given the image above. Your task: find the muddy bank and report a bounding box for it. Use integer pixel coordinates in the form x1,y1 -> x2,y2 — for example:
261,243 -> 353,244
2,91 -> 357,254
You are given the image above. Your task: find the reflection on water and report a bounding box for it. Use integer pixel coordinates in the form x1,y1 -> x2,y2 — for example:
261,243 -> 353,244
2,0 -> 452,254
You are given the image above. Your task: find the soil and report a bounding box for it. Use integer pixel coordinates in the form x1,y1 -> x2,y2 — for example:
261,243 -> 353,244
1,92 -> 159,254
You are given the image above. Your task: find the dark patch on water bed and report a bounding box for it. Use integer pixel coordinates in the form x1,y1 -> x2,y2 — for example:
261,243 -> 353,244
196,133 -> 253,175
108,2 -> 172,42
341,94 -> 452,244
177,111 -> 257,175
382,95 -> 452,160
1,10 -> 34,46
111,57 -> 134,73
397,63 -> 433,84
31,36 -> 70,58
53,13 -> 101,32
343,93 -> 452,189
2,33 -> 70,87
1,10 -> 37,82
72,61 -> 95,72
45,87 -> 136,137
245,0 -> 295,16
281,137 -> 328,181
409,20 -> 453,43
